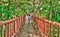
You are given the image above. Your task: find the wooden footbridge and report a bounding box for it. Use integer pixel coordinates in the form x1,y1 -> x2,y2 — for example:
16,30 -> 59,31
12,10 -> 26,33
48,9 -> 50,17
0,14 -> 60,37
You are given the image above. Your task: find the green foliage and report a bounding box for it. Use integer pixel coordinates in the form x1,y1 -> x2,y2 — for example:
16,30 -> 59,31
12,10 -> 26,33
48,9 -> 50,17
0,0 -> 60,37
0,0 -> 60,22
53,4 -> 60,22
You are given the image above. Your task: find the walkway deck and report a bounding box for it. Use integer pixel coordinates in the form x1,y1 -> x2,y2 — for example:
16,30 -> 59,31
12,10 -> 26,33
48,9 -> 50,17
15,21 -> 40,37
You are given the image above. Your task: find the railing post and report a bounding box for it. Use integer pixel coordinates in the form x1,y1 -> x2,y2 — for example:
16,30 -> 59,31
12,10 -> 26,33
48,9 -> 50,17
50,22 -> 51,37
57,26 -> 59,37
2,26 -> 4,37
16,19 -> 18,31
12,20 -> 16,37
42,16 -> 46,37
51,24 -> 54,37
7,23 -> 10,37
15,20 -> 18,33
14,21 -> 15,33
10,21 -> 15,37
17,19 -> 19,31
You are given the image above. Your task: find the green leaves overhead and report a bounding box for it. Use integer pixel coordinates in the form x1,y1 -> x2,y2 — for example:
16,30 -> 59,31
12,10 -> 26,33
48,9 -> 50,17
0,0 -> 60,23
54,5 -> 60,23
3,9 -> 9,20
0,6 -> 3,13
54,5 -> 60,12
43,4 -> 50,11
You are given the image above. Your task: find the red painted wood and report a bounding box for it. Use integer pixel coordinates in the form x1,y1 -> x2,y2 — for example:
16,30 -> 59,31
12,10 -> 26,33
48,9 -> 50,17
32,15 -> 60,37
0,14 -> 25,37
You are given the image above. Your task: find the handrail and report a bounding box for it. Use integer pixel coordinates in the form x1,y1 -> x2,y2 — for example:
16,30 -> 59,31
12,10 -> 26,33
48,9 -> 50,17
32,15 -> 60,37
0,16 -> 20,25
0,14 -> 25,37
44,19 -> 60,28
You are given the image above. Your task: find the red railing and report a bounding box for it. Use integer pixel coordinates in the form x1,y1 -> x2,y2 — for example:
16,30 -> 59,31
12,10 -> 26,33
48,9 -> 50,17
32,15 -> 60,37
0,15 -> 25,37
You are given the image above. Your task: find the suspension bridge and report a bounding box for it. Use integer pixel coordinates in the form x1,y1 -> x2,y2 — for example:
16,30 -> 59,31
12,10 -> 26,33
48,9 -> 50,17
0,14 -> 60,37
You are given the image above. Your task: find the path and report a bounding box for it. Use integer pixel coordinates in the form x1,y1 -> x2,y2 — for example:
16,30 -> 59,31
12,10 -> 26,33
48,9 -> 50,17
15,21 -> 40,37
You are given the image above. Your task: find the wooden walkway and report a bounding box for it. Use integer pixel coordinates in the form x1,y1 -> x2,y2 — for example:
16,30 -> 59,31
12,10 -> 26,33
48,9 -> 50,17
15,21 -> 40,37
